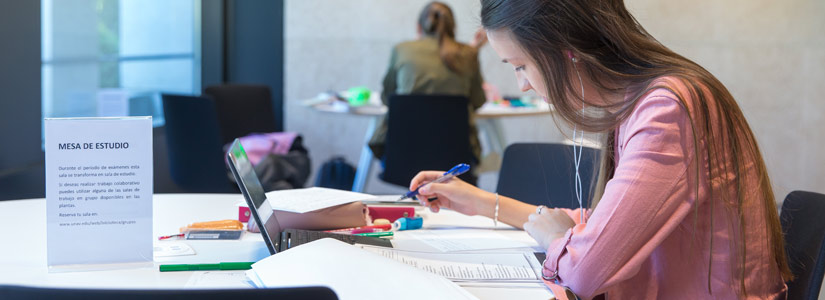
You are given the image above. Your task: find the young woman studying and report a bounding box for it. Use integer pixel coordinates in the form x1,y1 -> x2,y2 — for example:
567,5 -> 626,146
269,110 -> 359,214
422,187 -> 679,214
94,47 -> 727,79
408,0 -> 791,298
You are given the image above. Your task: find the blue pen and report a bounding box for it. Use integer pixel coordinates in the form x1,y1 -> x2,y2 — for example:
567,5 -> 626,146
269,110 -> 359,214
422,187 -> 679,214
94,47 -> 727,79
397,163 -> 471,201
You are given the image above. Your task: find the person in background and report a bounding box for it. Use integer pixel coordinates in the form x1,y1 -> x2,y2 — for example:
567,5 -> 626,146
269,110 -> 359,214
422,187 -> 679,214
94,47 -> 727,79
368,1 -> 487,181
408,0 -> 791,298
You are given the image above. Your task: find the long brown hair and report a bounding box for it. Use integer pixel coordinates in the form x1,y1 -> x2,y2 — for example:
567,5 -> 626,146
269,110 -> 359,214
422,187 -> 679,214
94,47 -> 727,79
481,0 -> 792,295
418,2 -> 465,73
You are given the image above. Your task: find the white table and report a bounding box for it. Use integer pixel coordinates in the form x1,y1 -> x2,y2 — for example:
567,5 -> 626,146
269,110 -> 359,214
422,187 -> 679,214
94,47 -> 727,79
306,100 -> 553,192
0,194 -> 553,299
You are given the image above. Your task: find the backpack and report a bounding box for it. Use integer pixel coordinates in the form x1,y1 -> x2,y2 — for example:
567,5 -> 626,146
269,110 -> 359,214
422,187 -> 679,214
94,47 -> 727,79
315,157 -> 356,191
227,134 -> 312,192
253,136 -> 311,191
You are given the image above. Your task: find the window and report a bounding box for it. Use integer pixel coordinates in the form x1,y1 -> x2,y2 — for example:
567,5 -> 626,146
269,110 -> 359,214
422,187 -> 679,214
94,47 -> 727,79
41,0 -> 201,128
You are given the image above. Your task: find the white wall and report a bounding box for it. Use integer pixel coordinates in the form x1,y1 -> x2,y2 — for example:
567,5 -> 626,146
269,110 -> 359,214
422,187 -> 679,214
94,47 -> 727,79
627,0 -> 825,205
284,0 -> 825,200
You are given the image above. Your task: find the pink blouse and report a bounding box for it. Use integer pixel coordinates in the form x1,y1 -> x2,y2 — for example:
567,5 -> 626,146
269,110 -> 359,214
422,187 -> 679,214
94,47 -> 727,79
541,78 -> 787,299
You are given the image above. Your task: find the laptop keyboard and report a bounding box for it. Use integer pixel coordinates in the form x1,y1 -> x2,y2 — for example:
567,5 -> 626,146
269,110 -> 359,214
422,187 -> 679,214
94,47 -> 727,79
280,229 -> 393,252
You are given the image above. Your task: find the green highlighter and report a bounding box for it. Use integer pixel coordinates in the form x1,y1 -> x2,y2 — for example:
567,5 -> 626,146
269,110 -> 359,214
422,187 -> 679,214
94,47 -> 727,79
159,262 -> 254,272
355,231 -> 394,238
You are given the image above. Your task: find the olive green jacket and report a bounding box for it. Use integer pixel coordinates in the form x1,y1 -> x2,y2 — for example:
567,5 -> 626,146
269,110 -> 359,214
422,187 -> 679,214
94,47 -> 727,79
368,37 -> 486,161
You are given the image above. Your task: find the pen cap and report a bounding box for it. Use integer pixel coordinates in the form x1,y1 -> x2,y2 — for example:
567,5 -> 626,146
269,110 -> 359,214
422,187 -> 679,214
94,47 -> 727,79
446,163 -> 471,175
392,216 -> 423,231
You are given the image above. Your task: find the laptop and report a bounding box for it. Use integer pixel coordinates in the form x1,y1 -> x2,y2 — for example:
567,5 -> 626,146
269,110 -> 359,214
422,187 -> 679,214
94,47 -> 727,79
225,138 -> 393,255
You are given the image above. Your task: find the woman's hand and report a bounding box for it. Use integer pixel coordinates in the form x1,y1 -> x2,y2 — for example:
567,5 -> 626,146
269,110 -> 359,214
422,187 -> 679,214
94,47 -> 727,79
524,208 -> 576,250
410,171 -> 493,216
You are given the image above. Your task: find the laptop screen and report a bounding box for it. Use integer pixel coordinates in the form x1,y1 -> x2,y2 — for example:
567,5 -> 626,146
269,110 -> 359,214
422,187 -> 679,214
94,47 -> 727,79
226,139 -> 282,254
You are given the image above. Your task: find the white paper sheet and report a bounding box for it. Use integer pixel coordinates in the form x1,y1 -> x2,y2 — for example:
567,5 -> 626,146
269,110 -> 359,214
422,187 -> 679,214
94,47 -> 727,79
153,242 -> 195,257
185,271 -> 254,289
264,187 -> 375,213
359,246 -> 542,282
249,238 -> 478,300
405,229 -> 531,252
360,194 -> 420,205
45,117 -> 153,267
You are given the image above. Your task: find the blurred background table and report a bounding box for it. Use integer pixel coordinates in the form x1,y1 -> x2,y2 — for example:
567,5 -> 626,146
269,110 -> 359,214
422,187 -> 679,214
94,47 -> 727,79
303,93 -> 552,192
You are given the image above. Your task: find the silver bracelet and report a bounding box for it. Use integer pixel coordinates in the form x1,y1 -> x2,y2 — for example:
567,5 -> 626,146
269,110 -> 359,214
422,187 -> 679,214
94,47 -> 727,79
493,193 -> 500,227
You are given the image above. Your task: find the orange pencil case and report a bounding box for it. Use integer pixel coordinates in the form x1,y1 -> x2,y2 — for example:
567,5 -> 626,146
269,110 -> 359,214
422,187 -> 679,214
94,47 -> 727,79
180,219 -> 244,232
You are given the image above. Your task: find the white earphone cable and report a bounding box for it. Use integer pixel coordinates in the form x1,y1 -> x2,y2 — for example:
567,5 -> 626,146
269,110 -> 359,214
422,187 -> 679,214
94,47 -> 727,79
572,59 -> 585,224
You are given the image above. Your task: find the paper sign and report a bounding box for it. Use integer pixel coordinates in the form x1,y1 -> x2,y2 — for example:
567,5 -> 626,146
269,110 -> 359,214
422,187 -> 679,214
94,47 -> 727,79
45,117 -> 153,268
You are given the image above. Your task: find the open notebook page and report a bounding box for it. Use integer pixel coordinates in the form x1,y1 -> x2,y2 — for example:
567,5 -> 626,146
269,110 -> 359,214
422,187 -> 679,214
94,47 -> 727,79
248,238 -> 478,300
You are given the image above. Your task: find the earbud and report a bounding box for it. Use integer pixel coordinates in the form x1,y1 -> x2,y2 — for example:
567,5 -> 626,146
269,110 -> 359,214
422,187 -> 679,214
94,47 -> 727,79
567,51 -> 578,63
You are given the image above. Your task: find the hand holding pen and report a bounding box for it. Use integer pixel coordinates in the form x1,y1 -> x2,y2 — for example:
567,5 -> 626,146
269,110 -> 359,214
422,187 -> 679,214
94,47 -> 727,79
408,165 -> 493,215
398,163 -> 470,201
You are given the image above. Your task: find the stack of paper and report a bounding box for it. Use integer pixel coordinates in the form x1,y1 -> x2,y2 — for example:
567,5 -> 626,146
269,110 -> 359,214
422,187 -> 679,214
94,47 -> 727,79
247,238 -> 478,300
403,229 -> 532,252
263,187 -> 376,213
358,245 -> 543,283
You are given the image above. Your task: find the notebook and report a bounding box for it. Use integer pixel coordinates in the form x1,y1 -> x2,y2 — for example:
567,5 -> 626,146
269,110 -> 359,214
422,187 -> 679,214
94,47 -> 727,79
225,138 -> 393,255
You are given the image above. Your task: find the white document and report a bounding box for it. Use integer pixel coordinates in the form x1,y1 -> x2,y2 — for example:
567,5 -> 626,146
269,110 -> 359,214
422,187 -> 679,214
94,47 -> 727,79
249,238 -> 478,300
185,271 -> 254,289
45,117 -> 153,267
361,194 -> 420,205
406,229 -> 531,252
359,246 -> 542,282
153,242 -> 196,257
264,187 -> 375,213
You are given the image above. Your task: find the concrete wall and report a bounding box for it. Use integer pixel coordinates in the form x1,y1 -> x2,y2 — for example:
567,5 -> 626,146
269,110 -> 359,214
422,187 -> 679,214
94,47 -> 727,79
627,0 -> 825,204
284,0 -> 825,200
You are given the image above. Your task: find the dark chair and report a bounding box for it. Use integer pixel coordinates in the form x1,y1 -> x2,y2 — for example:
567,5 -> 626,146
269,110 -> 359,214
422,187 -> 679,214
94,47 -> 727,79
0,285 -> 337,300
781,190 -> 825,300
161,94 -> 236,193
496,143 -> 600,209
204,84 -> 279,145
380,95 -> 477,187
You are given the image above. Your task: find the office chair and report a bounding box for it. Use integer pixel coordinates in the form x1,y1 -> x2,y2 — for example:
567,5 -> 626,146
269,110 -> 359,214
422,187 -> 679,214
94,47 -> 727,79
496,143 -> 600,209
780,190 -> 825,300
161,94 -> 237,193
204,84 -> 279,145
380,94 -> 477,187
0,285 -> 338,300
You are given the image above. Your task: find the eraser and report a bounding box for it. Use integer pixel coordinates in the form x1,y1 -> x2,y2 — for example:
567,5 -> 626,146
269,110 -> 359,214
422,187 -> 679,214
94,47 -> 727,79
393,216 -> 423,231
239,206 -> 251,223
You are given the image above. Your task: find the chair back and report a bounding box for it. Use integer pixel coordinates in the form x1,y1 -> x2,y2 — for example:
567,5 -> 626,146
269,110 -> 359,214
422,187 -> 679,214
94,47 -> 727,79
0,285 -> 337,300
161,94 -> 236,193
380,94 -> 476,187
204,84 -> 278,145
781,190 -> 825,300
496,143 -> 600,209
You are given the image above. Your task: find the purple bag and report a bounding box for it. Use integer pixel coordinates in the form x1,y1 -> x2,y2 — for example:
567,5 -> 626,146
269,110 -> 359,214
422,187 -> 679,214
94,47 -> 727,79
226,132 -> 310,191
235,132 -> 299,166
